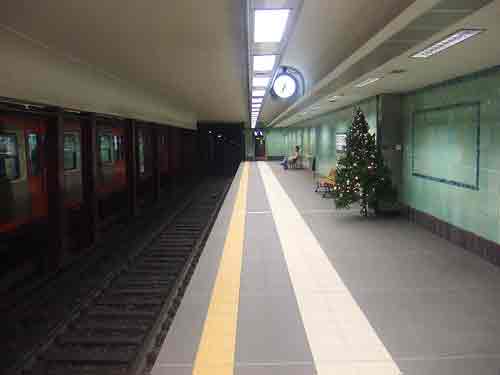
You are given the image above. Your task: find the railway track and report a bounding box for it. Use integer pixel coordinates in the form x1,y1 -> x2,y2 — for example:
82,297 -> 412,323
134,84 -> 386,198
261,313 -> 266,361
19,178 -> 231,375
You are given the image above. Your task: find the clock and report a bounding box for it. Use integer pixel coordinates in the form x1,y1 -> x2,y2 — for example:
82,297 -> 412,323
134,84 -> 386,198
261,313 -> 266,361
272,73 -> 297,99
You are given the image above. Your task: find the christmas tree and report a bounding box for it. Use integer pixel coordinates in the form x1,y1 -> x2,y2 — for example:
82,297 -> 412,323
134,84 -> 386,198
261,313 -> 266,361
334,107 -> 396,216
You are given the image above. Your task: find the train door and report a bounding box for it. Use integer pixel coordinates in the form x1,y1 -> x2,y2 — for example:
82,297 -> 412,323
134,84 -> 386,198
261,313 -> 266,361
0,115 -> 48,232
24,119 -> 48,220
111,126 -> 126,190
0,114 -> 49,288
62,119 -> 84,253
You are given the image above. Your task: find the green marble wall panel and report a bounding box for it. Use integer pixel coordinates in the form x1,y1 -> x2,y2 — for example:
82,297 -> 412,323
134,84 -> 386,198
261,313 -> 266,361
412,103 -> 480,189
402,67 -> 500,244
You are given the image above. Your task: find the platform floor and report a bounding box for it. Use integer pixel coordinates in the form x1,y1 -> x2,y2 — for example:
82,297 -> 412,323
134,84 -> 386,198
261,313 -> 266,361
152,162 -> 500,375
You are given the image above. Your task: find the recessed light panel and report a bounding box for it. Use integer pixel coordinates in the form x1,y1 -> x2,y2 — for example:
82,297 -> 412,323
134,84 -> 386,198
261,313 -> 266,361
253,89 -> 266,97
411,29 -> 484,58
328,96 -> 342,102
254,9 -> 290,43
253,76 -> 271,87
355,77 -> 381,88
253,55 -> 276,72
252,98 -> 263,104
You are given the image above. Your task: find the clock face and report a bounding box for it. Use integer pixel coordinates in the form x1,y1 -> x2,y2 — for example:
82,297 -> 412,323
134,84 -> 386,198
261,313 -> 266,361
272,74 -> 297,99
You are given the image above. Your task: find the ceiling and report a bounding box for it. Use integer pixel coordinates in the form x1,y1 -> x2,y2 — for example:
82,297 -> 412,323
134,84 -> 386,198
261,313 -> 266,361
259,0 -> 417,123
1,1 -> 498,129
0,0 -> 249,125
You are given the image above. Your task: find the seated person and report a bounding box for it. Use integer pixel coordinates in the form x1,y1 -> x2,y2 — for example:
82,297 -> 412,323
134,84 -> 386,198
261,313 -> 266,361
280,145 -> 300,169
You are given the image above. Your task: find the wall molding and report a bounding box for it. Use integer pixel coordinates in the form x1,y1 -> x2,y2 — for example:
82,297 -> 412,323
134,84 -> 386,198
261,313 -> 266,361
411,102 -> 481,191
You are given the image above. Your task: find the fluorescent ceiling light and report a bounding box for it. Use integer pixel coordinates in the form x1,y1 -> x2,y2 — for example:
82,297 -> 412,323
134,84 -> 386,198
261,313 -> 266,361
254,9 -> 290,43
252,97 -> 263,104
328,95 -> 342,102
411,29 -> 484,59
252,104 -> 261,108
355,77 -> 381,88
253,89 -> 266,97
312,106 -> 320,111
253,55 -> 277,72
253,76 -> 271,87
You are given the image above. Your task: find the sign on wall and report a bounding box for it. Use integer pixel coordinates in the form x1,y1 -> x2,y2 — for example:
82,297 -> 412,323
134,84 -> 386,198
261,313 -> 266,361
336,133 -> 347,152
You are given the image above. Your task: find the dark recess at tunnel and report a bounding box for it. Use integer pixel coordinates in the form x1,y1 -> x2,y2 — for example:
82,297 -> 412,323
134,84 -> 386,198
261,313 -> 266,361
198,122 -> 244,177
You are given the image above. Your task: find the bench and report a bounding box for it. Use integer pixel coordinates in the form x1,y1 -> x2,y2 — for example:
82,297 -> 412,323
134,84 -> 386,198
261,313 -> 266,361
315,168 -> 336,197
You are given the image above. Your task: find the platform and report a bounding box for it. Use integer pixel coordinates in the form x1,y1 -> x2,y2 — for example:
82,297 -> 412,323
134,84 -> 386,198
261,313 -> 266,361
152,162 -> 500,375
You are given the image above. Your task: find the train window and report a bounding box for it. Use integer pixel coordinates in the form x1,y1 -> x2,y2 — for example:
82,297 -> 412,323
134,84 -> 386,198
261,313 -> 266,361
138,130 -> 145,174
64,133 -> 80,171
99,134 -> 113,164
0,133 -> 20,180
27,133 -> 41,176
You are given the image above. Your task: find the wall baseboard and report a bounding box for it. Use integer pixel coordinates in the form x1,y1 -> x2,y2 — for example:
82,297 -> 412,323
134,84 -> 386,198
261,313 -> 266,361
402,206 -> 500,268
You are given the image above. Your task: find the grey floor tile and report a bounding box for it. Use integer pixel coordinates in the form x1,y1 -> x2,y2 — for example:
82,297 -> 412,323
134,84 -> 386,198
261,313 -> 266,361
235,363 -> 316,375
397,357 -> 500,375
151,365 -> 192,375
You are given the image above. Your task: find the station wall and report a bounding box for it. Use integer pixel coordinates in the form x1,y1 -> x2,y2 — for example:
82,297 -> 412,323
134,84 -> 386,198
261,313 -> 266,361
266,66 -> 500,250
266,98 -> 377,176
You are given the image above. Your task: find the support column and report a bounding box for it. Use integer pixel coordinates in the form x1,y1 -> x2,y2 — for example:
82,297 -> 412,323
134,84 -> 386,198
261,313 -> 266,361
81,113 -> 98,246
46,110 -> 65,271
126,119 -> 138,217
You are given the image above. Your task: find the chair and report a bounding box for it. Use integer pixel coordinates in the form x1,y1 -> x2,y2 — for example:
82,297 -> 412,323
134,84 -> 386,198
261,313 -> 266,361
315,168 -> 336,197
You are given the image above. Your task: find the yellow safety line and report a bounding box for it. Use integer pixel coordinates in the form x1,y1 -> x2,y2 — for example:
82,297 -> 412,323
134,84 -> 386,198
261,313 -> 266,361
192,163 -> 249,375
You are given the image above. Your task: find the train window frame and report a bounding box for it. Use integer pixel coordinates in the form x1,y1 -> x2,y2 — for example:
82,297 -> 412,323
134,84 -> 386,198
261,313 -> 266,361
63,132 -> 80,171
113,134 -> 125,161
99,133 -> 114,165
0,132 -> 21,181
137,129 -> 145,175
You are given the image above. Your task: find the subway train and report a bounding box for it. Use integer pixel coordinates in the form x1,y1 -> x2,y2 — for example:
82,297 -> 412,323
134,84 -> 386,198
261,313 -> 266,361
0,106 -> 207,292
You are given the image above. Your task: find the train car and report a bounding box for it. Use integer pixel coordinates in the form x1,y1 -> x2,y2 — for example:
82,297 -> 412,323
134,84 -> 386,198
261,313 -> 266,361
1,106 -> 205,291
